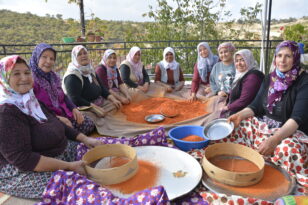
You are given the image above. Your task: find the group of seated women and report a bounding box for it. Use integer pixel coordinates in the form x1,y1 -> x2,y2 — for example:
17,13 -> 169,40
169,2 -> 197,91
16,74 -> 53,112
0,40 -> 306,201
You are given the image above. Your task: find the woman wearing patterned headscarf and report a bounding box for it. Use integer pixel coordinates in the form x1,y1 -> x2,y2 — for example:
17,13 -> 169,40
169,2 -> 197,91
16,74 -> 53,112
221,49 -> 264,115
154,47 -> 185,92
190,42 -> 219,101
96,49 -> 131,104
119,46 -> 150,92
0,55 -> 102,198
209,42 -> 236,97
30,43 -> 95,135
226,41 -> 308,194
63,45 -> 121,117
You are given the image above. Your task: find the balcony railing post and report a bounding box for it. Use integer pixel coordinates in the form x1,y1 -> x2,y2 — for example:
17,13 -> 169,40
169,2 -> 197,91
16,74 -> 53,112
2,46 -> 7,56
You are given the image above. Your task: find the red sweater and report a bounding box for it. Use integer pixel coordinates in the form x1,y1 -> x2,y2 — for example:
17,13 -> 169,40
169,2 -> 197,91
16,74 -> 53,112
191,63 -> 210,93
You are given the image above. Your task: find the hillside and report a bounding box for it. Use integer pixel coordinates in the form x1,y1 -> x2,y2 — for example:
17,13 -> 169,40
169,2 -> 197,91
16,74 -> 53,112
0,9 -> 307,44
0,10 -> 147,44
217,18 -> 308,40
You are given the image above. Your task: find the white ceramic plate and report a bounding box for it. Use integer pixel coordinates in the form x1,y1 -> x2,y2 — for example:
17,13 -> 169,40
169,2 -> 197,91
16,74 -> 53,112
107,146 -> 202,200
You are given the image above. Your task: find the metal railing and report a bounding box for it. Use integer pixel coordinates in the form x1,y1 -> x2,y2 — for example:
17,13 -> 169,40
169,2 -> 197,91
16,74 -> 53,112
0,39 -> 283,76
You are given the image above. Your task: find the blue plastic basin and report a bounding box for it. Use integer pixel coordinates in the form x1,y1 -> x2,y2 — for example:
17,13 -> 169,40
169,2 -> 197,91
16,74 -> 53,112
168,125 -> 210,151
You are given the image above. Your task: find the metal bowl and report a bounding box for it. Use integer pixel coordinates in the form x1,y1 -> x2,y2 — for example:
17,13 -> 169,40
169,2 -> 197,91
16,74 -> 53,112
204,118 -> 234,140
145,114 -> 165,123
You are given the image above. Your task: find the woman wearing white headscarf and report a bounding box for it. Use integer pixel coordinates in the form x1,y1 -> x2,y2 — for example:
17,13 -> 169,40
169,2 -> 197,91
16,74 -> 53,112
96,49 -> 131,105
63,45 -> 121,117
0,55 -> 102,198
190,42 -> 219,101
119,46 -> 150,92
221,49 -> 264,115
154,47 -> 185,92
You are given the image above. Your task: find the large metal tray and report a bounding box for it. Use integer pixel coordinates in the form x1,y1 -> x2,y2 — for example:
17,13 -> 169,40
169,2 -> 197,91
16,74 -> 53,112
201,160 -> 296,202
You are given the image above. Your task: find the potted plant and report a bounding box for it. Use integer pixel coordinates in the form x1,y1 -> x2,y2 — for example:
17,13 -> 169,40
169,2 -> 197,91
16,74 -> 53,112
76,36 -> 85,42
95,29 -> 104,42
95,35 -> 102,42
86,31 -> 95,42
62,37 -> 75,43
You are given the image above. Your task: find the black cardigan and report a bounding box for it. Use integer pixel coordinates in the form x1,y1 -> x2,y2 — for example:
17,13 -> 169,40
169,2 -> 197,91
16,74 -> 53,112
119,64 -> 150,88
248,71 -> 308,134
64,74 -> 110,107
229,69 -> 264,105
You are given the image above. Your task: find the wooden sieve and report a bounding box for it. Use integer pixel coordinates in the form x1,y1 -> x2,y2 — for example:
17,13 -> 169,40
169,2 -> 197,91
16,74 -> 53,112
82,144 -> 138,185
202,143 -> 265,186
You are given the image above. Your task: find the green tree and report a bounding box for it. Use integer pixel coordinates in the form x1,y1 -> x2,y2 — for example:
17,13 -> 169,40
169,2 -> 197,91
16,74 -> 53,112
283,24 -> 306,42
237,2 -> 262,39
136,0 -> 231,72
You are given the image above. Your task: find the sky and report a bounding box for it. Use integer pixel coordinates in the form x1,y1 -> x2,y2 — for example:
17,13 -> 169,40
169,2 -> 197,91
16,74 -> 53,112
0,0 -> 307,22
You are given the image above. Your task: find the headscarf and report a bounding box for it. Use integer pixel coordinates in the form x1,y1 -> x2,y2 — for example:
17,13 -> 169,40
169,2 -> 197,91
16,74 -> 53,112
0,55 -> 47,122
232,49 -> 258,87
218,42 -> 236,53
67,45 -> 95,83
29,43 -> 73,118
160,47 -> 179,71
29,43 -> 60,107
126,46 -> 144,81
100,49 -> 118,89
267,40 -> 301,113
196,42 -> 219,82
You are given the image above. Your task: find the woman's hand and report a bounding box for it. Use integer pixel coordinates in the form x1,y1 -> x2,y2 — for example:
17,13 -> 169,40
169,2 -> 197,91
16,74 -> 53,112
68,161 -> 86,175
126,94 -> 132,103
165,85 -> 173,92
108,95 -> 122,109
258,136 -> 281,156
137,83 -> 149,92
227,108 -> 255,128
83,137 -> 104,149
221,105 -> 229,112
218,91 -> 228,97
189,93 -> 197,102
120,96 -> 130,105
228,113 -> 242,128
72,108 -> 84,124
77,133 -> 104,149
204,87 -> 211,94
56,115 -> 73,128
143,83 -> 149,92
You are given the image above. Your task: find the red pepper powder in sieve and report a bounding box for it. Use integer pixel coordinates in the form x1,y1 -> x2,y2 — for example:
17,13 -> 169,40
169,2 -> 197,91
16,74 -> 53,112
209,157 -> 290,198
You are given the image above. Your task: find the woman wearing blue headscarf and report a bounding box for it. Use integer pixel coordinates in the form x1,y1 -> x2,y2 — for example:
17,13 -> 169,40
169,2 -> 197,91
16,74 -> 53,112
29,43 -> 95,135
